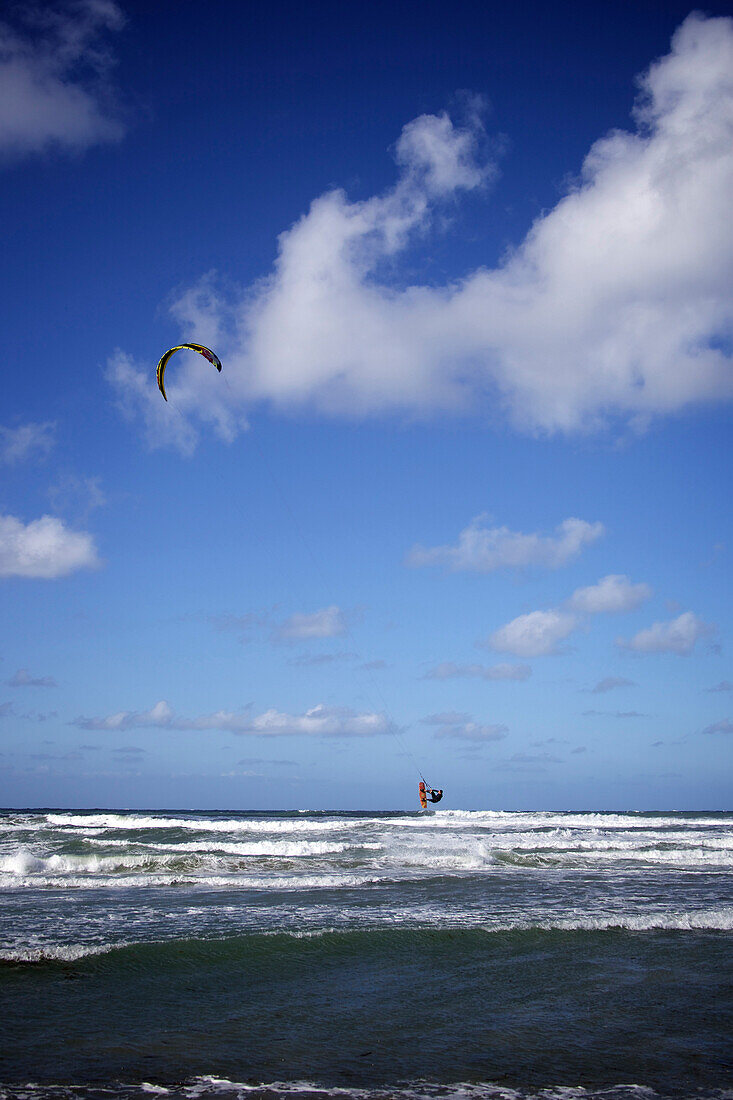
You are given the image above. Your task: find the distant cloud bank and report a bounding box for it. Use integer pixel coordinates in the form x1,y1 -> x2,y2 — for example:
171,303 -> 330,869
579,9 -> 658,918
72,699 -> 391,738
114,13 -> 733,446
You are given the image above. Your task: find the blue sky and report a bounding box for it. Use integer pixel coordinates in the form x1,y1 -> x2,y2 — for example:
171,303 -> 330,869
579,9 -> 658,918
1,0 -> 731,810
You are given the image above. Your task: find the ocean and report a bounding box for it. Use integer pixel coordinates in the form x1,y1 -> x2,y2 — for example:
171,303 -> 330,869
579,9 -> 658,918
0,808 -> 731,1100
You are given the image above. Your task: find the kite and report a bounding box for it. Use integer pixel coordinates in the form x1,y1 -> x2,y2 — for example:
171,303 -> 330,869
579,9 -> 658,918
156,343 -> 222,401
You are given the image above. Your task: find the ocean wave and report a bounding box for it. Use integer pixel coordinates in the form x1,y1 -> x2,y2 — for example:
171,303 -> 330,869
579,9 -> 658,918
2,832 -> 729,885
411,810 -> 733,829
43,814 -> 363,834
1,1078 -> 723,1100
0,941 -> 117,964
3,908 -> 732,965
81,838 -> 382,857
0,866 -> 390,890
33,811 -> 733,835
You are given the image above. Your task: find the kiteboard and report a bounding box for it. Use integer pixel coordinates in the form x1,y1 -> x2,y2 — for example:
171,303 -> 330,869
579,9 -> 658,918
418,781 -> 428,809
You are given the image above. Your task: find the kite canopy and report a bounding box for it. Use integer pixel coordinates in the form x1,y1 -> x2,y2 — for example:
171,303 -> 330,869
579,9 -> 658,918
156,343 -> 222,401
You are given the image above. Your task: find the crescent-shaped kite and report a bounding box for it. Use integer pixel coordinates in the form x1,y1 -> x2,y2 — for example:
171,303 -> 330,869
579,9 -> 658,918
156,343 -> 222,401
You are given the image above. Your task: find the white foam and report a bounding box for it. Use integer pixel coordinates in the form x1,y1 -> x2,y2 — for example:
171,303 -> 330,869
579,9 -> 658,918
0,869 -> 390,890
44,813 -> 359,834
0,941 -> 118,962
153,1076 -> 675,1100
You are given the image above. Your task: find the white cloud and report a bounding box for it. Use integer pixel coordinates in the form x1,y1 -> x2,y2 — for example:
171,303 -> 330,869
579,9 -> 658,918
0,0 -> 125,159
424,661 -> 531,681
276,605 -> 348,640
567,574 -> 652,614
112,15 -> 733,448
245,705 -> 389,738
488,608 -> 578,657
408,516 -> 604,572
618,611 -> 713,655
0,513 -> 100,578
0,421 -> 55,464
72,699 -> 390,738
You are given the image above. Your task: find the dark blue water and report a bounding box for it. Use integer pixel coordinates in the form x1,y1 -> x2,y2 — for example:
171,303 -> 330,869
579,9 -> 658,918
1,809 -> 731,1099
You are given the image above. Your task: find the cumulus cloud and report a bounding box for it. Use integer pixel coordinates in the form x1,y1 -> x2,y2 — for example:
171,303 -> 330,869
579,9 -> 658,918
424,661 -> 531,681
0,421 -> 55,464
6,668 -> 57,688
0,513 -> 100,578
587,676 -> 637,694
618,611 -> 714,655
408,516 -> 603,572
423,712 -> 508,742
487,608 -> 578,657
0,0 -> 125,159
112,15 -> 733,448
567,574 -> 652,614
276,605 -> 348,640
485,574 -> 653,660
701,718 -> 733,735
72,699 -> 390,737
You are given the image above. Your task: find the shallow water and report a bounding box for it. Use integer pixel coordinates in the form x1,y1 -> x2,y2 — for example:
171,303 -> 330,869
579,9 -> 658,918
1,808 -> 731,1099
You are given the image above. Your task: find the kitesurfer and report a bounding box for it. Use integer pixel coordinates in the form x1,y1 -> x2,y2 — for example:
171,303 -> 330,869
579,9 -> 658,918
427,788 -> 443,803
